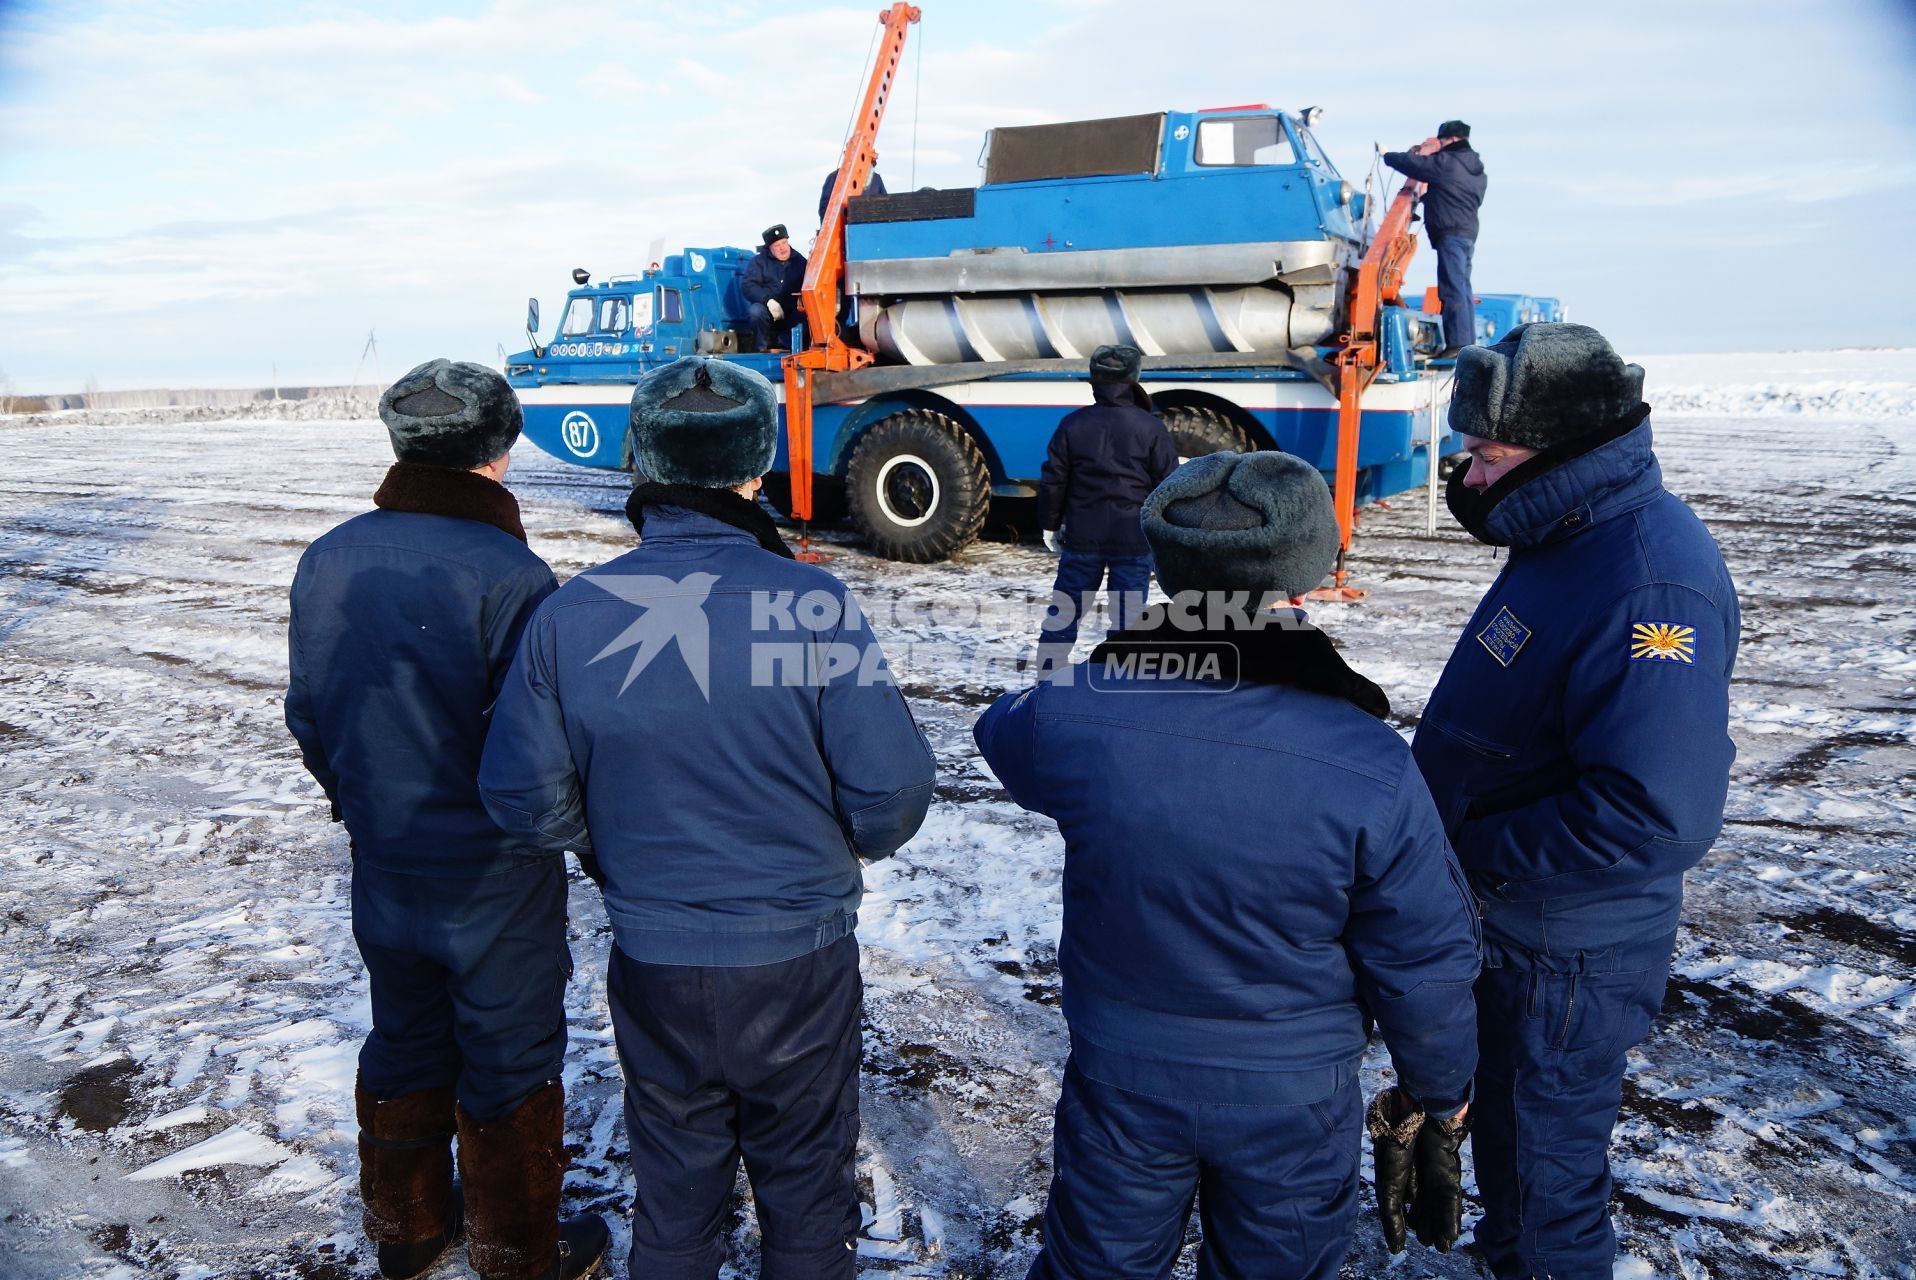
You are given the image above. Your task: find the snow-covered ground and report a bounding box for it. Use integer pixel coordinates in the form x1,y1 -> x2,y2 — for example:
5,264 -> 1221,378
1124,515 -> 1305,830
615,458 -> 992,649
1,351 -> 1913,1279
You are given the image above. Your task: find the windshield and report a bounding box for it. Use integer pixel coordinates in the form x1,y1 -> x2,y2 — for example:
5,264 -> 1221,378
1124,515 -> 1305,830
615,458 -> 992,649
560,296 -> 595,337
1195,117 -> 1297,167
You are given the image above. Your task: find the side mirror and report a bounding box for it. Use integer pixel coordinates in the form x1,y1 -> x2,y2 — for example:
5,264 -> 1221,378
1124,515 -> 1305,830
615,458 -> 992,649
526,298 -> 545,357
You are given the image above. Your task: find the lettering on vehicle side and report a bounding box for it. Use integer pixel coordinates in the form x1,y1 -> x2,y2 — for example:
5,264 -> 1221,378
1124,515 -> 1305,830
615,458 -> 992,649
1476,606 -> 1531,668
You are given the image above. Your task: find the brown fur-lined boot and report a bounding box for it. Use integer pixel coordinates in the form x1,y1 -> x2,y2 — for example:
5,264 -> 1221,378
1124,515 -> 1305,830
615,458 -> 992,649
457,1082 -> 609,1280
355,1078 -> 463,1280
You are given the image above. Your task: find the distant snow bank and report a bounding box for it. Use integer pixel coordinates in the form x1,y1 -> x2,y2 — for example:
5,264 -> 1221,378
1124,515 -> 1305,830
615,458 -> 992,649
1642,349 -> 1916,420
1,393 -> 379,428
7,351 -> 1914,429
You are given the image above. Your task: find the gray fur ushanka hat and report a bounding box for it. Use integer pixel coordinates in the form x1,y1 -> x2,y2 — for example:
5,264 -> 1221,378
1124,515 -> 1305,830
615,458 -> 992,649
1448,322 -> 1646,451
378,359 -> 523,469
1142,451 -> 1340,599
627,356 -> 779,489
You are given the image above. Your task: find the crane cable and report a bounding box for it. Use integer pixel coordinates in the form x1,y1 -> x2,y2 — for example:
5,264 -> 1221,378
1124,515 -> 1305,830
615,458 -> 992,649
841,18 -> 883,151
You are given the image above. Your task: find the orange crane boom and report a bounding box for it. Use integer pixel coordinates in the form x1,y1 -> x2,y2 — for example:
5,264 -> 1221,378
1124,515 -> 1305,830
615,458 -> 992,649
1318,171 -> 1424,599
782,3 -> 920,550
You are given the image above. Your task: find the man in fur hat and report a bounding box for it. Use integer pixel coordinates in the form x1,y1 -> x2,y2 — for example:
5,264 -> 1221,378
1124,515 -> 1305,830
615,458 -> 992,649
977,451 -> 1482,1278
1385,120 -> 1486,357
740,223 -> 808,353
479,355 -> 935,1279
1415,322 -> 1739,1279
1031,343 -> 1178,671
285,359 -> 609,1280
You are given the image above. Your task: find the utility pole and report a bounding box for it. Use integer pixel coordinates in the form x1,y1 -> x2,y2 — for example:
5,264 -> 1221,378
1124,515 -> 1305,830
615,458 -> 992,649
349,330 -> 380,406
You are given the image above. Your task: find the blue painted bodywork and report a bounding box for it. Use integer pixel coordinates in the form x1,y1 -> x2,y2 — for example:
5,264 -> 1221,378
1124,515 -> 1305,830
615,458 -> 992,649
848,110 -> 1359,262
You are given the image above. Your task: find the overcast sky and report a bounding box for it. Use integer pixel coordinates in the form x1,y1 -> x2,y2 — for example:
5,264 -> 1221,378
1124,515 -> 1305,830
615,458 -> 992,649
3,0 -> 1914,393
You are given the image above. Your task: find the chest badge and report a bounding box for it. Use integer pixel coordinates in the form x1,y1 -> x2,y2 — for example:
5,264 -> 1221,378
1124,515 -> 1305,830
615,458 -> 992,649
1631,621 -> 1696,664
1475,606 -> 1532,668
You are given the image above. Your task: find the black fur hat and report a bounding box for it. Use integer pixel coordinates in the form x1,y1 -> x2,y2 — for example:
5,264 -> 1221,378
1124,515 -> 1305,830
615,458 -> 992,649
1142,451 -> 1340,600
1090,343 -> 1143,384
627,356 -> 778,489
1437,120 -> 1471,140
762,224 -> 789,247
1448,322 -> 1646,451
378,359 -> 523,469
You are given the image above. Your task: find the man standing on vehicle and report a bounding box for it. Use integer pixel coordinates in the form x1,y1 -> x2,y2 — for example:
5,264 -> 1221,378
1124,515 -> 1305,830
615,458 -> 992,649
1384,121 -> 1486,357
741,223 -> 808,353
979,451 -> 1483,1278
1031,343 -> 1178,671
478,356 -> 936,1279
1414,323 -> 1739,1279
285,359 -> 609,1280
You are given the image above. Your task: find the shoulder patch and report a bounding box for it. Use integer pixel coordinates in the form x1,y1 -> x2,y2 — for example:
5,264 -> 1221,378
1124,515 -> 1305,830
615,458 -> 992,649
1631,621 -> 1696,664
1475,606 -> 1531,668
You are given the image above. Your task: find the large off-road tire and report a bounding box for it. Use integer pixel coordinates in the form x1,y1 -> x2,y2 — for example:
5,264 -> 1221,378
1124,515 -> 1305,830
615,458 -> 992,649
1159,404 -> 1254,461
761,472 -> 848,527
846,410 -> 991,563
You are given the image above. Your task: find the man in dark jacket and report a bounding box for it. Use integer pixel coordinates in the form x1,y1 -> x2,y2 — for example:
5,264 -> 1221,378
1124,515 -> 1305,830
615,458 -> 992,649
977,451 -> 1483,1279
1414,323 -> 1739,1280
1384,121 -> 1486,356
478,356 -> 935,1280
285,360 -> 608,1280
740,223 -> 808,353
1032,343 -> 1178,669
818,166 -> 886,219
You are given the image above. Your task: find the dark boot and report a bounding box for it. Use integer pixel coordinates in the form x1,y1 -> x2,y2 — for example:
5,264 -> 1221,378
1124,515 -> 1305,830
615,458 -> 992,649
458,1082 -> 609,1280
356,1078 -> 462,1280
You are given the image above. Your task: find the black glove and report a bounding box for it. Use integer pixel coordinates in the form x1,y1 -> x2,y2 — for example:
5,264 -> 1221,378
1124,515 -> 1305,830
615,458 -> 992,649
1367,1088 -> 1423,1253
1409,1107 -> 1468,1251
1368,1088 -> 1470,1253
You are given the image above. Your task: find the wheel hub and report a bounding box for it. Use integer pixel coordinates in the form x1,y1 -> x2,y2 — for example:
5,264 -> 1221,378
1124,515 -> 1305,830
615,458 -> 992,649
874,454 -> 940,527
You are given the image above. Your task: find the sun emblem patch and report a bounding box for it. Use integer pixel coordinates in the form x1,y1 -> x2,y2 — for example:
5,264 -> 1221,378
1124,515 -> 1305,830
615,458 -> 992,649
1475,606 -> 1531,668
1631,621 -> 1696,664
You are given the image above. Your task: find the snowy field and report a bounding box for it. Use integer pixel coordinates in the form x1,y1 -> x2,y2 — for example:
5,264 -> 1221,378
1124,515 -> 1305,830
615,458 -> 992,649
1,351 -> 1914,1279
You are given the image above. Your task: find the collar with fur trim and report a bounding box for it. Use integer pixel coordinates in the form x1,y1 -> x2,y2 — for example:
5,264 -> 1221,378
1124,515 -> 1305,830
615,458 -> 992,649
372,463 -> 526,542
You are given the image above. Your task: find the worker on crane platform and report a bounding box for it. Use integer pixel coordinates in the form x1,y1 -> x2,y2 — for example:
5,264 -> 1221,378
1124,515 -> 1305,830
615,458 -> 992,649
741,223 -> 808,353
1384,121 -> 1486,357
818,166 -> 887,219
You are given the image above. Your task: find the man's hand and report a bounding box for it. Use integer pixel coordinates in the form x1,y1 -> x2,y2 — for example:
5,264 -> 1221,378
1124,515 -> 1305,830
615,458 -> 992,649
1409,1107 -> 1469,1252
1367,1087 -> 1423,1253
1042,529 -> 1062,555
766,299 -> 784,322
1368,1089 -> 1470,1252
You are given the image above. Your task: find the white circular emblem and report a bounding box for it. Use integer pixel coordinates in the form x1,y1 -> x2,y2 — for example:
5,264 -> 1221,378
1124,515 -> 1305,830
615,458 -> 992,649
1173,124 -> 1190,141
560,411 -> 600,458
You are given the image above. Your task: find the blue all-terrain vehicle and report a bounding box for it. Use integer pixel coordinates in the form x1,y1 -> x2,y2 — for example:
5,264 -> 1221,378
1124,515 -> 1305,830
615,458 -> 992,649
506,10 -> 1556,568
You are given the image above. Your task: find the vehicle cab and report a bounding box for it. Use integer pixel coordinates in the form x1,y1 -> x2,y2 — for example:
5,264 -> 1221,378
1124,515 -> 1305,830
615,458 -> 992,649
505,247 -> 791,468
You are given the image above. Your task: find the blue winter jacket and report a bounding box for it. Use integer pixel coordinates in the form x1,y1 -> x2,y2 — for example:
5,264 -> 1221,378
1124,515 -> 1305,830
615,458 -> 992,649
285,480 -> 558,877
1382,141 -> 1486,243
975,620 -> 1481,1109
477,507 -> 936,967
1412,420 -> 1739,965
740,245 -> 808,311
1036,383 -> 1179,556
